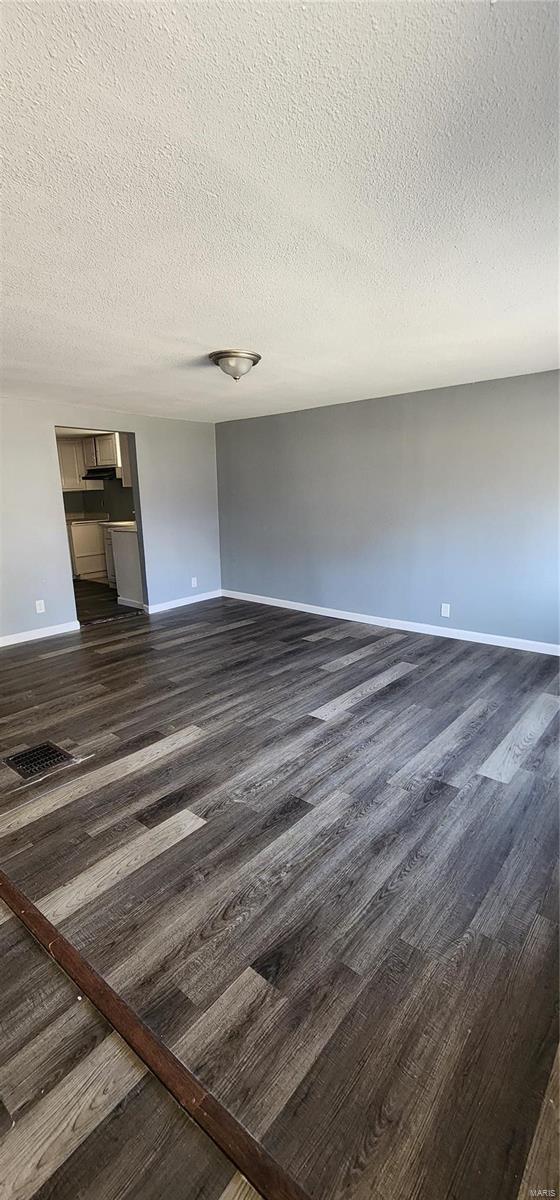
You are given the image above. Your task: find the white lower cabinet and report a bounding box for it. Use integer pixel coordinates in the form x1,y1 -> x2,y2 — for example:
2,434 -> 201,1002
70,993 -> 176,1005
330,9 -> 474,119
103,528 -> 116,585
70,523 -> 107,581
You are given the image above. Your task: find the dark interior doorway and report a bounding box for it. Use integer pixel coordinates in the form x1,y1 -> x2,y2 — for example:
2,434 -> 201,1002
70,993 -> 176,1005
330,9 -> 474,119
55,426 -> 148,628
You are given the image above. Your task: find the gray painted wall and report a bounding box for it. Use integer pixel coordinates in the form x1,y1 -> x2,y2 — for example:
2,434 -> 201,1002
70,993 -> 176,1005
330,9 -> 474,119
2,372 -> 558,646
1,400 -> 221,638
216,371 -> 559,645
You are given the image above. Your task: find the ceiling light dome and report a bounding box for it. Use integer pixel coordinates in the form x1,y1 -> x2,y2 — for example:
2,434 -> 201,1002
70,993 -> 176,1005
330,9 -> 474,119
209,349 -> 261,382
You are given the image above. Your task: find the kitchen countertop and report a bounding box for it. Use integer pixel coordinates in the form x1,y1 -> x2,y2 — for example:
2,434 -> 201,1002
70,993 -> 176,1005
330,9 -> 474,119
65,515 -> 104,523
99,521 -> 137,530
67,518 -> 103,524
66,518 -> 136,530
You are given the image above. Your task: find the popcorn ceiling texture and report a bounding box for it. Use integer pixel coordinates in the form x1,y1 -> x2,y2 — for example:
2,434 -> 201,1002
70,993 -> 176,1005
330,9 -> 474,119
2,1 -> 558,422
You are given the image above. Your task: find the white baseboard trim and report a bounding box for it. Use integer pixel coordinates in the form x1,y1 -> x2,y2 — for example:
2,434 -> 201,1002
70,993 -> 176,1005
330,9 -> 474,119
2,593 -> 557,655
144,589 -> 222,615
0,620 -> 81,649
221,590 -> 560,656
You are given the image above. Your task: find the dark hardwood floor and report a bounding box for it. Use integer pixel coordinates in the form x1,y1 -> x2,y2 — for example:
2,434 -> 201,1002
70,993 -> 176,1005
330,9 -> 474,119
0,598 -> 558,1200
73,579 -> 142,625
0,911 -> 260,1200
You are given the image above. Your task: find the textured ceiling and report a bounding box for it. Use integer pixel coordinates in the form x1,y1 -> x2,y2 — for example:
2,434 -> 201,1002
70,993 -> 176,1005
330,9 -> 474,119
2,1 -> 558,423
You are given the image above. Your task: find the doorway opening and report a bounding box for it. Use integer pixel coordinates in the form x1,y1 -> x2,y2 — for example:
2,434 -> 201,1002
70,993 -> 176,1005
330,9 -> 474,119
55,427 -> 148,627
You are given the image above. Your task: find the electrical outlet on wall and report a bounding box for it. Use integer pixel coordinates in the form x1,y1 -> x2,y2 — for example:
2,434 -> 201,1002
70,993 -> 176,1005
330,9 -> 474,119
440,602 -> 450,618
191,577 -> 198,589
35,599 -> 45,613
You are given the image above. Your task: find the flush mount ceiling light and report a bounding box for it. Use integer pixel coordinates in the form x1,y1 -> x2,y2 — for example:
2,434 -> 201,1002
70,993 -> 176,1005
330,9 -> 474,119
208,349 -> 261,382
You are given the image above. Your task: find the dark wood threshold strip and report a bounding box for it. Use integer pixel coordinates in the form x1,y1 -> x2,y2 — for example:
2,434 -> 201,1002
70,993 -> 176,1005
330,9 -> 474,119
0,869 -> 310,1200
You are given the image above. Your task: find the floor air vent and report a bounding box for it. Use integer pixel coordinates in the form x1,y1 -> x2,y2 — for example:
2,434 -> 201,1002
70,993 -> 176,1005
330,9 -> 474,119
3,742 -> 75,780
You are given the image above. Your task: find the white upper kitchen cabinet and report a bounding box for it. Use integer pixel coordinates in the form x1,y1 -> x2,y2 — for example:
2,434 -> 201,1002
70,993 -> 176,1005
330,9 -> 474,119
56,438 -> 103,490
57,438 -> 86,490
83,437 -> 97,468
95,433 -> 119,466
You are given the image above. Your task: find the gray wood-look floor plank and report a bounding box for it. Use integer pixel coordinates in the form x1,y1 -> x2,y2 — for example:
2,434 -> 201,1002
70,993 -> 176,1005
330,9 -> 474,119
309,659 -> 417,720
1,598 -> 557,1200
0,915 -> 251,1200
518,1050 -> 559,1200
478,691 -> 560,782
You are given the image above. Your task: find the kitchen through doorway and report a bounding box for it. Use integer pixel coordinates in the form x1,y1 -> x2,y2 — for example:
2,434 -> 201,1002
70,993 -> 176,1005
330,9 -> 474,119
55,427 -> 148,626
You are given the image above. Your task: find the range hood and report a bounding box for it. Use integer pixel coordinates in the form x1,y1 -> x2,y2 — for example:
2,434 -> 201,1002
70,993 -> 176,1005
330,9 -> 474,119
82,466 -> 117,480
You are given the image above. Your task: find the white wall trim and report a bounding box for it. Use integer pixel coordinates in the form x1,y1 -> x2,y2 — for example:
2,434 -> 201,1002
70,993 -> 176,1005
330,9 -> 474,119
143,589 -> 222,614
2,594 -> 557,655
221,590 -> 560,656
0,620 -> 80,648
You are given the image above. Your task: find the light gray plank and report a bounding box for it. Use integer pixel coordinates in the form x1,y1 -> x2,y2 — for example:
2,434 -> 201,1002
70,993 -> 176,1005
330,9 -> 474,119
0,1000 -> 105,1117
389,696 -> 497,785
219,1174 -> 262,1200
0,807 -> 205,929
310,661 -> 417,721
320,632 -> 406,673
478,693 -> 560,783
0,725 -> 204,837
0,1034 -> 145,1200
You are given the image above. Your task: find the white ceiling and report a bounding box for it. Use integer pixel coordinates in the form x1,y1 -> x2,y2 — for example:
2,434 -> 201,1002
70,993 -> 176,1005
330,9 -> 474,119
3,2 -> 558,423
